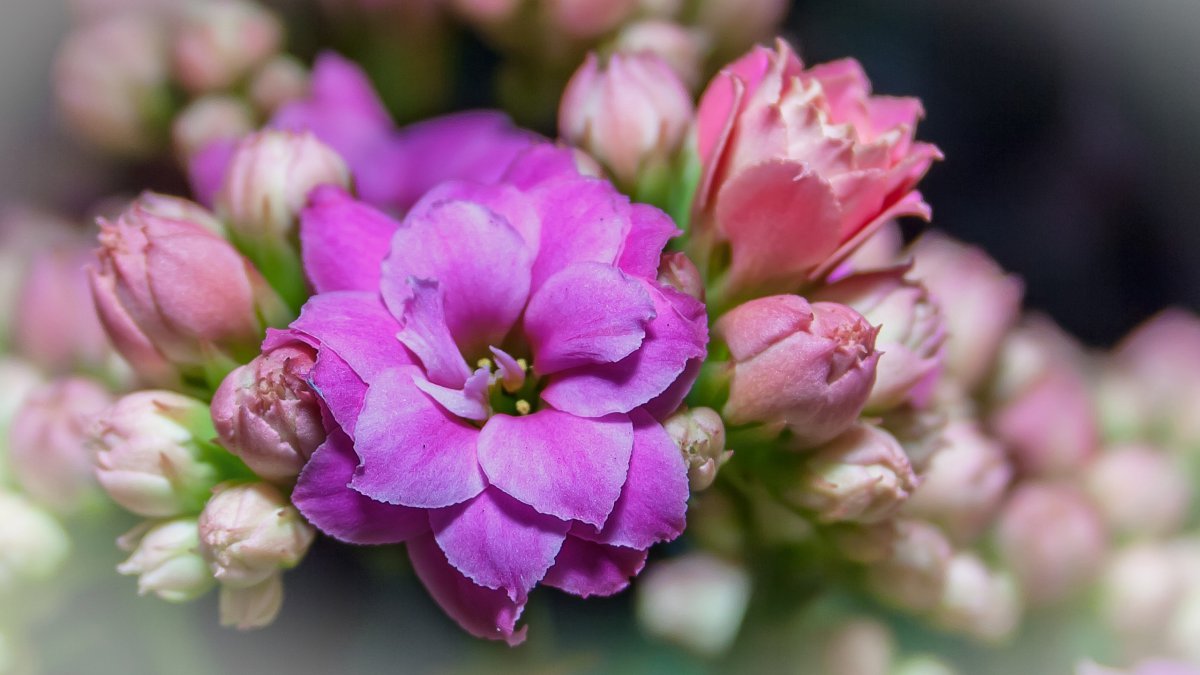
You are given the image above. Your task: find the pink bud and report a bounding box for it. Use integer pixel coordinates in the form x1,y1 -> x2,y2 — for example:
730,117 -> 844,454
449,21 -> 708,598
117,518 -> 214,602
786,423 -> 918,524
1086,445 -> 1192,537
879,404 -> 949,473
718,296 -> 879,447
614,21 -> 710,89
908,232 -> 1023,391
8,378 -> 113,513
560,52 -> 694,189
211,344 -> 325,483
172,0 -> 283,94
866,519 -> 953,611
996,483 -> 1108,606
693,0 -> 787,53
198,482 -> 314,588
663,407 -> 730,491
248,55 -> 310,115
12,246 -> 114,375
544,0 -> 639,40
821,618 -> 894,675
635,553 -> 751,657
932,553 -> 1021,642
1106,309 -> 1200,449
219,573 -> 283,630
89,193 -> 288,386
171,95 -> 255,161
1099,543 -> 1186,649
657,251 -> 705,300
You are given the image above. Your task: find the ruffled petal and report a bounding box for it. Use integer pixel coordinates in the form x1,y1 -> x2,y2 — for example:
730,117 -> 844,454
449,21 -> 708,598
542,537 -> 648,598
309,349 -> 366,438
289,291 -> 412,383
501,144 -> 582,190
528,177 -> 632,290
300,185 -> 401,294
406,180 -> 541,256
391,278 -> 471,388
616,204 -> 679,279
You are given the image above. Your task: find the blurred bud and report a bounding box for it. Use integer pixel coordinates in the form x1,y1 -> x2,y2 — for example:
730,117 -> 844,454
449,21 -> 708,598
211,344 -> 325,483
933,552 -> 1021,643
0,358 -> 43,458
693,0 -> 787,55
829,521 -> 897,564
545,0 -> 639,40
1166,582 -> 1200,666
636,553 -> 751,657
832,222 -> 905,279
93,390 -> 223,517
559,52 -> 694,190
54,14 -> 172,156
172,0 -> 283,93
657,251 -> 704,301
687,489 -> 745,558
1086,444 -> 1191,538
821,618 -> 893,675
908,232 -> 1023,392
198,482 -> 315,588
9,378 -> 113,512
117,518 -> 214,602
996,483 -> 1108,606
449,0 -> 521,24
248,55 -> 310,115
903,421 -> 1012,544
866,519 -> 953,611
893,656 -> 961,675
219,573 -> 283,630
613,21 -> 709,89
879,404 -> 949,473
786,423 -> 917,524
0,492 -> 70,590
1099,543 -> 1185,650
90,193 -> 289,386
663,407 -> 730,491
718,296 -> 879,447
814,269 -> 946,412
172,95 -> 255,161
12,246 -> 114,375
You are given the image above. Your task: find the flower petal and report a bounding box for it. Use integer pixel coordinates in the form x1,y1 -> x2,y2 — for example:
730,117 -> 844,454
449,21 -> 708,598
392,278 -> 472,388
412,367 -> 490,422
309,348 -> 366,438
528,177 -> 631,290
407,180 -> 541,256
351,367 -> 486,508
430,487 -> 569,603
616,203 -> 680,279
542,537 -> 648,598
300,185 -> 401,294
289,291 -> 412,383
477,410 -> 633,528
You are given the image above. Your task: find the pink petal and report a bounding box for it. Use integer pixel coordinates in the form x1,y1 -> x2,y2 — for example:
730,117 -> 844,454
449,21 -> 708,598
406,180 -> 541,256
289,291 -> 413,383
477,410 -> 633,528
542,537 -> 648,598
430,487 -> 569,602
809,190 -> 932,282
350,367 -> 486,508
413,367 -> 491,421
309,349 -> 366,437
490,346 -> 526,392
616,204 -> 680,279
528,177 -> 632,290
501,144 -> 582,190
407,533 -> 527,645
300,185 -> 401,294
392,278 -> 471,388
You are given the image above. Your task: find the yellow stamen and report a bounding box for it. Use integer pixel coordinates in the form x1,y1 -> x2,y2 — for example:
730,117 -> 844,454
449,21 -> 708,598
476,358 -> 493,370
516,358 -> 528,372
515,399 -> 532,415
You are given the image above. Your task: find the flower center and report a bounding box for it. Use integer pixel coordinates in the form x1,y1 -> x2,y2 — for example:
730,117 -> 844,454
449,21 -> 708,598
478,354 -> 542,420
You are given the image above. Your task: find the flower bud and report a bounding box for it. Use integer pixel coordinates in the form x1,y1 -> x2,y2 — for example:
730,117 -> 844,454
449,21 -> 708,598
657,251 -> 705,301
879,403 -> 949,473
198,482 -> 315,588
635,554 -> 751,657
995,483 -> 1108,606
821,618 -> 894,675
693,0 -> 787,55
1166,580 -> 1200,665
663,407 -> 730,491
903,421 -> 1012,544
545,0 -> 639,40
211,344 -> 325,482
908,232 -> 1023,392
248,55 -> 309,115
933,552 -> 1021,642
9,378 -> 113,512
613,21 -> 710,89
172,0 -> 283,94
559,52 -> 694,189
1099,543 -> 1185,650
117,518 -> 214,602
93,391 -> 225,517
814,269 -> 946,412
866,519 -> 953,612
0,359 -> 43,469
90,193 -> 289,387
219,573 -> 283,630
829,521 -> 897,564
1086,445 -> 1192,538
171,95 -> 255,161
718,296 -> 879,447
786,423 -> 918,524
0,492 -> 70,591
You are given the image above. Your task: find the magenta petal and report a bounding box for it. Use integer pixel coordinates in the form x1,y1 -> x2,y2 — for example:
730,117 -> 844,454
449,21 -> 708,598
616,204 -> 680,279
407,180 -> 541,255
187,139 -> 236,208
292,427 -> 429,545
300,185 -> 401,293
382,200 -> 532,358
430,487 -> 569,603
477,410 -> 633,528
490,346 -> 526,392
528,177 -> 632,289
575,409 -> 689,549
392,278 -> 471,388
290,291 -> 413,382
407,532 -> 527,646
350,367 -> 486,508
524,262 -> 655,375
542,537 -> 648,598
309,349 -> 366,437
413,367 -> 490,421
501,144 -> 582,190
540,282 -> 708,417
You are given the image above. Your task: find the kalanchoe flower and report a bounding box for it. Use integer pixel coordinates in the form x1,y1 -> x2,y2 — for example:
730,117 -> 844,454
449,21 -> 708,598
171,0 -> 283,94
663,407 -> 731,491
198,482 -> 314,589
211,343 -> 325,483
693,40 -> 940,304
92,390 -> 227,518
1085,444 -> 1192,538
635,554 -> 751,658
117,518 -> 214,602
717,295 -> 879,447
9,378 -> 113,513
89,193 -> 291,389
0,491 -> 71,591
279,145 -> 706,643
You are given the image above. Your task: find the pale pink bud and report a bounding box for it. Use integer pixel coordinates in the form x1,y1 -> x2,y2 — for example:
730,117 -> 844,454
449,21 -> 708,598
908,232 -> 1023,392
217,130 -> 351,241
718,296 -> 879,447
1099,543 -> 1185,648
171,95 -> 255,161
903,421 -> 1012,544
990,361 -> 1098,478
90,193 -> 288,386
1166,581 -> 1200,665
12,247 -> 113,375
8,378 -> 113,512
0,358 -> 43,439
545,0 -> 639,40
560,52 -> 694,189
211,344 -> 325,483
1107,309 -> 1200,449
172,0 -> 283,94
657,251 -> 705,301
1086,445 -> 1192,537
821,618 -> 894,675
879,404 -> 949,473
893,656 -> 960,675
663,407 -> 730,491
198,482 -> 314,588
866,519 -> 953,611
53,14 -> 172,156
996,483 -> 1108,606
693,0 -> 787,53
0,492 -> 71,591
814,269 -> 946,412
117,518 -> 214,602
248,55 -> 310,115
786,423 -> 918,524
635,554 -> 751,657
219,573 -> 283,630
613,21 -> 710,89
92,391 -> 223,517
829,222 -> 905,281
933,553 -> 1021,642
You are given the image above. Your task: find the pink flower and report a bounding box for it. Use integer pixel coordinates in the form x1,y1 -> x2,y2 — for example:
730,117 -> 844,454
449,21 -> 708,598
275,145 -> 706,643
693,40 -> 940,301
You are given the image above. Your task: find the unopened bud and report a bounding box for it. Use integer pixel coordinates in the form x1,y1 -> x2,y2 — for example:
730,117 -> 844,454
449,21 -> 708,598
172,95 -> 255,161
1099,543 -> 1185,648
198,482 -> 314,588
821,618 -> 894,675
636,554 -> 751,657
117,518 -> 214,602
248,55 -> 309,115
657,251 -> 705,301
172,0 -> 283,93
219,572 -> 283,630
786,423 -> 917,524
663,407 -> 730,491
0,492 -> 70,590
866,519 -> 953,612
613,20 -> 710,90
933,552 -> 1021,642
1086,444 -> 1192,537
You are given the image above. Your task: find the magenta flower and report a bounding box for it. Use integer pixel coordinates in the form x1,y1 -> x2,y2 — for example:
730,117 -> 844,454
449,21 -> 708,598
271,144 -> 706,643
